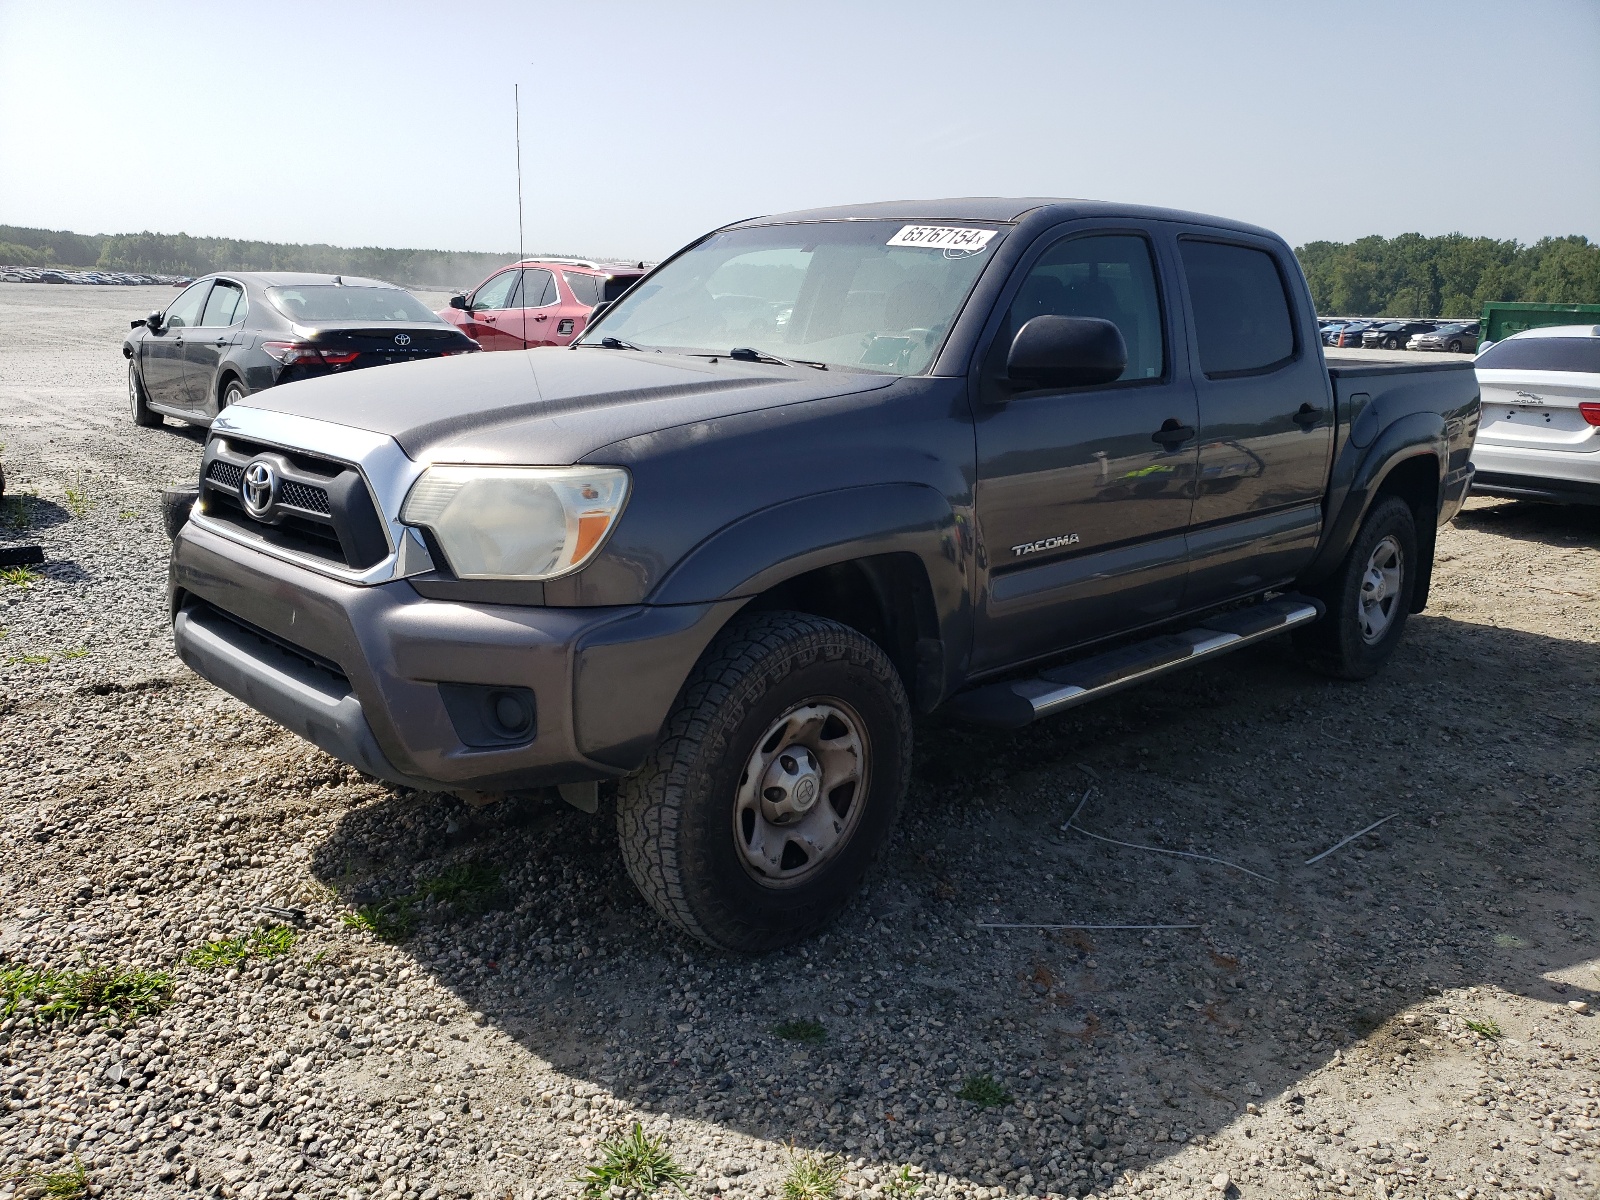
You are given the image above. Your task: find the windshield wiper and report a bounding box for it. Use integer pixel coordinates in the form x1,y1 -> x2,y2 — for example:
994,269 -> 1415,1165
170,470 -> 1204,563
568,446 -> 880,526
583,335 -> 647,351
713,347 -> 828,370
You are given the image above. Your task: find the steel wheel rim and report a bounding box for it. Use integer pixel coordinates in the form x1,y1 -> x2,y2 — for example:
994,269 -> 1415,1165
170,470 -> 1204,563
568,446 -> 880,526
1358,534 -> 1404,644
733,698 -> 870,888
128,362 -> 139,416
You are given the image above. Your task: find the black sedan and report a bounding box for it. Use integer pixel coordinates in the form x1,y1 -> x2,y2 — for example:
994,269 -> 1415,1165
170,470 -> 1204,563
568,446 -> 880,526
122,272 -> 478,428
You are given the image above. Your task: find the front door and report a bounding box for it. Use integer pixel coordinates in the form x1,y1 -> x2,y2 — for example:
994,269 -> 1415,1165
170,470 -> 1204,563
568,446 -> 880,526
1173,235 -> 1333,608
183,278 -> 246,412
972,229 -> 1198,672
460,268 -> 523,350
143,280 -> 211,407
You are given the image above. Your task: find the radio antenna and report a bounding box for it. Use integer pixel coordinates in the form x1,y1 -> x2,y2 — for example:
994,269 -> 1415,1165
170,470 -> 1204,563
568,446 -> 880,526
515,82 -> 526,349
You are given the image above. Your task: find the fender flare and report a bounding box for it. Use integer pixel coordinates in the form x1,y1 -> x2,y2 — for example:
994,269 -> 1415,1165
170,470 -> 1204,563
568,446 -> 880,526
1301,411 -> 1445,587
650,481 -> 970,686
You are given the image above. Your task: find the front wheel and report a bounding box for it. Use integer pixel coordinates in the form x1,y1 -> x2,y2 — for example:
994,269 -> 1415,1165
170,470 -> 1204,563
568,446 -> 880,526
1296,496 -> 1418,680
128,360 -> 162,427
617,610 -> 912,952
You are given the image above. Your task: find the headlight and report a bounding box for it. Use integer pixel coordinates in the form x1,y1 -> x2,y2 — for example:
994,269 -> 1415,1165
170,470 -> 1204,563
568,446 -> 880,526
399,465 -> 630,580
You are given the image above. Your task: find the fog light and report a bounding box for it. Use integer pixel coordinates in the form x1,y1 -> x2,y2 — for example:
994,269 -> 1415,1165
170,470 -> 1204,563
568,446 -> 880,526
491,690 -> 533,736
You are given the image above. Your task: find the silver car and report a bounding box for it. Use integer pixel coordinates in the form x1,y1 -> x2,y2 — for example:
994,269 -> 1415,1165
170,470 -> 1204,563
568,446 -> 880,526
1409,323 -> 1479,353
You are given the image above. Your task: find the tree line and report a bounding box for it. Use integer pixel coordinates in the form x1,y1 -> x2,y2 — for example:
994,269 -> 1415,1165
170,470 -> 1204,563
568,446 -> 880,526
0,225 -> 613,289
1294,233 -> 1600,317
3,223 -> 1598,314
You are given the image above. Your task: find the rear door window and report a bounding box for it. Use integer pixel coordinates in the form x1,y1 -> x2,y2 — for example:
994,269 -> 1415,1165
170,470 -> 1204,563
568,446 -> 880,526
563,272 -> 602,306
521,268 -> 557,308
199,281 -> 245,327
1179,240 -> 1297,377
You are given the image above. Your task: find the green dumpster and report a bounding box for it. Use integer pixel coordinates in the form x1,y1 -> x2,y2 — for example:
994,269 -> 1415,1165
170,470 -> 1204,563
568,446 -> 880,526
1480,302 -> 1600,345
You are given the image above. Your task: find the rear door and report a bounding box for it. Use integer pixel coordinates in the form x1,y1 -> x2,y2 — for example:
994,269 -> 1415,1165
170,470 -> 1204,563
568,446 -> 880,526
971,225 -> 1198,671
504,267 -> 560,347
1172,233 -> 1332,608
143,280 -> 211,407
183,278 -> 246,411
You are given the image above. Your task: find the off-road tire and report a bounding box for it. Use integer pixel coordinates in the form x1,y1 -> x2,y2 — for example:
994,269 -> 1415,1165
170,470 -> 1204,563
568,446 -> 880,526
129,360 -> 162,427
617,610 -> 913,952
1296,495 -> 1418,680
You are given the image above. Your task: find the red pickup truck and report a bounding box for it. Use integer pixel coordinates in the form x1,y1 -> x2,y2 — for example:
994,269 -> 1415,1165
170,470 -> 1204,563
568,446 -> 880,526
438,258 -> 646,350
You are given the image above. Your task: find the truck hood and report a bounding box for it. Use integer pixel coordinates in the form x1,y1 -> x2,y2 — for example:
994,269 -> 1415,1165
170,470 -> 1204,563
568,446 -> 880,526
238,347 -> 895,464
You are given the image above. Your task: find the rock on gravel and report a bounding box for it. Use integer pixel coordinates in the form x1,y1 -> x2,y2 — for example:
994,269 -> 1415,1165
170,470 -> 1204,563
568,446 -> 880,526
2,285 -> 1597,1200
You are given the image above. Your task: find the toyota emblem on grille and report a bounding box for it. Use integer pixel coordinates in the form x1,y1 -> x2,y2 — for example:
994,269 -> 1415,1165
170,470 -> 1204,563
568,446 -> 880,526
394,333 -> 412,346
241,460 -> 278,518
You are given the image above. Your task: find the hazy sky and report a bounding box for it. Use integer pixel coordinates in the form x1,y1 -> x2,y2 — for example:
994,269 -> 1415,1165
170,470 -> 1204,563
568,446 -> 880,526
2,0 -> 1596,259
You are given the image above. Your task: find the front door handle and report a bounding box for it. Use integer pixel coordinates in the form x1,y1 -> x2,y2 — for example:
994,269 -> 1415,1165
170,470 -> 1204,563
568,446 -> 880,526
1152,419 -> 1196,448
1293,403 -> 1323,428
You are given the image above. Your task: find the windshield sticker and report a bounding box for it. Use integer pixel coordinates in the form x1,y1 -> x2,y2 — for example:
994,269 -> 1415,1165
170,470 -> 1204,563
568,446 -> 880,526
887,225 -> 997,258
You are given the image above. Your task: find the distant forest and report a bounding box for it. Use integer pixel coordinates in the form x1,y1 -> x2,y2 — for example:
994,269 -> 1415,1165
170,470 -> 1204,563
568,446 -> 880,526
2,222 -> 1598,315
0,224 -> 615,289
1295,233 -> 1599,317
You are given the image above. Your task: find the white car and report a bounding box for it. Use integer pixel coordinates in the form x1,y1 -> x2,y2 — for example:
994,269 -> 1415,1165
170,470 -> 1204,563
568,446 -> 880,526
1470,325 -> 1600,506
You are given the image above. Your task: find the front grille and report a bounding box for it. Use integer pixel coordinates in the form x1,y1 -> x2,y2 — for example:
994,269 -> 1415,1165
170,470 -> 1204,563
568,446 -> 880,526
199,435 -> 389,572
207,460 -> 244,490
278,480 -> 332,515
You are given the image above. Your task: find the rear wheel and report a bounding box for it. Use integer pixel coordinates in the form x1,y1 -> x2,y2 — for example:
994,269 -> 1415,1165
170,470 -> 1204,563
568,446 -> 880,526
220,377 -> 247,410
617,610 -> 912,952
128,360 -> 161,427
1448,339 -> 1463,353
1296,496 -> 1418,680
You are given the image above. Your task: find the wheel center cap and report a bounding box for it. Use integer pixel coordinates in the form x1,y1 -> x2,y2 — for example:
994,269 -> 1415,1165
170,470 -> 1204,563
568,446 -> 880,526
760,747 -> 823,823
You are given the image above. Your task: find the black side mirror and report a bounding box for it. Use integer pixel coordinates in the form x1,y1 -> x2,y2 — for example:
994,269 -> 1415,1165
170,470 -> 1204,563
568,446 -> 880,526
1005,315 -> 1127,391
130,317 -> 146,329
146,310 -> 165,332
448,294 -> 468,310
587,300 -> 612,324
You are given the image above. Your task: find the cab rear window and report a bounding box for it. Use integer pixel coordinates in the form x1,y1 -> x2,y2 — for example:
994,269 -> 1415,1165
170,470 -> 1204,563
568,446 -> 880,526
1477,337 -> 1600,373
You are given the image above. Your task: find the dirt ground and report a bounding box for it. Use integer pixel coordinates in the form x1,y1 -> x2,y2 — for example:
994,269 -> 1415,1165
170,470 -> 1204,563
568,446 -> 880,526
0,282 -> 1596,1200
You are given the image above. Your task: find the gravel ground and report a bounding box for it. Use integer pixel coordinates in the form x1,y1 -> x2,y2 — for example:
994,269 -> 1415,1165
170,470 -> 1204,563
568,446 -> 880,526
1,282 -> 1596,1200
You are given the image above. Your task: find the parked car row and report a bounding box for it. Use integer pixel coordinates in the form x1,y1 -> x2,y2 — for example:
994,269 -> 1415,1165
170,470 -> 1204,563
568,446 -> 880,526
1,264 -> 193,286
1318,317 -> 1480,352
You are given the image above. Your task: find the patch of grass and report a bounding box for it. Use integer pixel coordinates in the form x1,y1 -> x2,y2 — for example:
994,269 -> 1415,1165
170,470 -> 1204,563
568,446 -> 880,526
1,494 -> 32,530
117,510 -> 137,521
11,653 -> 51,665
1465,1017 -> 1503,1040
956,1072 -> 1012,1108
0,565 -> 40,588
339,861 -> 503,943
576,1123 -> 689,1198
185,924 -> 298,971
781,1149 -> 845,1200
883,1165 -> 924,1200
61,646 -> 88,660
772,1017 -> 827,1043
0,964 -> 173,1023
14,1156 -> 91,1200
64,488 -> 92,519
341,902 -> 415,942
414,862 -> 503,914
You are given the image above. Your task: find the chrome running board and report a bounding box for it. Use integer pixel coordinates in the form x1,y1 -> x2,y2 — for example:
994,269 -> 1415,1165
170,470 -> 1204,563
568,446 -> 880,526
947,595 -> 1324,729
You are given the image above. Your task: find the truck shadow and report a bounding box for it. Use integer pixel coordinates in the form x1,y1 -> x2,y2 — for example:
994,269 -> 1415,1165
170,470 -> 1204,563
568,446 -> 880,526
309,612 -> 1598,1195
1452,496 -> 1600,548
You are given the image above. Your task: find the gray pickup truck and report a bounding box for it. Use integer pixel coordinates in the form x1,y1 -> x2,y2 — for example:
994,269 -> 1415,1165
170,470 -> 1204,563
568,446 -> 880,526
166,198 -> 1479,951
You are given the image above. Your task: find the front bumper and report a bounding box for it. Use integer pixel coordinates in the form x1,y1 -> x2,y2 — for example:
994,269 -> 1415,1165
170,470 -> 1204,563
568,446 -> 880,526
171,520 -> 741,793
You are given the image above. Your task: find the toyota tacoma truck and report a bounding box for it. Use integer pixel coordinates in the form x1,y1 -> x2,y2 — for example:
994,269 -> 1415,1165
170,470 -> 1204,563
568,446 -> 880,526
166,198 -> 1480,952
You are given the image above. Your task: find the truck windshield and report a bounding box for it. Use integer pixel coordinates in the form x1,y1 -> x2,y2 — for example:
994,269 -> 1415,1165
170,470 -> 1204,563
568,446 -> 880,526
266,286 -> 445,324
577,220 -> 1006,373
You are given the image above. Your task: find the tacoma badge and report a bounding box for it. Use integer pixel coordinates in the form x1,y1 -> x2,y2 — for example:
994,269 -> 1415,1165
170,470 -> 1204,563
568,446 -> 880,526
1012,533 -> 1079,557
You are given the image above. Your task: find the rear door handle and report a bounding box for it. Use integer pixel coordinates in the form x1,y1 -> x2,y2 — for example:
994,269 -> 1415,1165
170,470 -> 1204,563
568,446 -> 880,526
482,315 -> 497,323
1293,403 -> 1323,428
532,313 -> 548,321
1152,419 -> 1195,448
